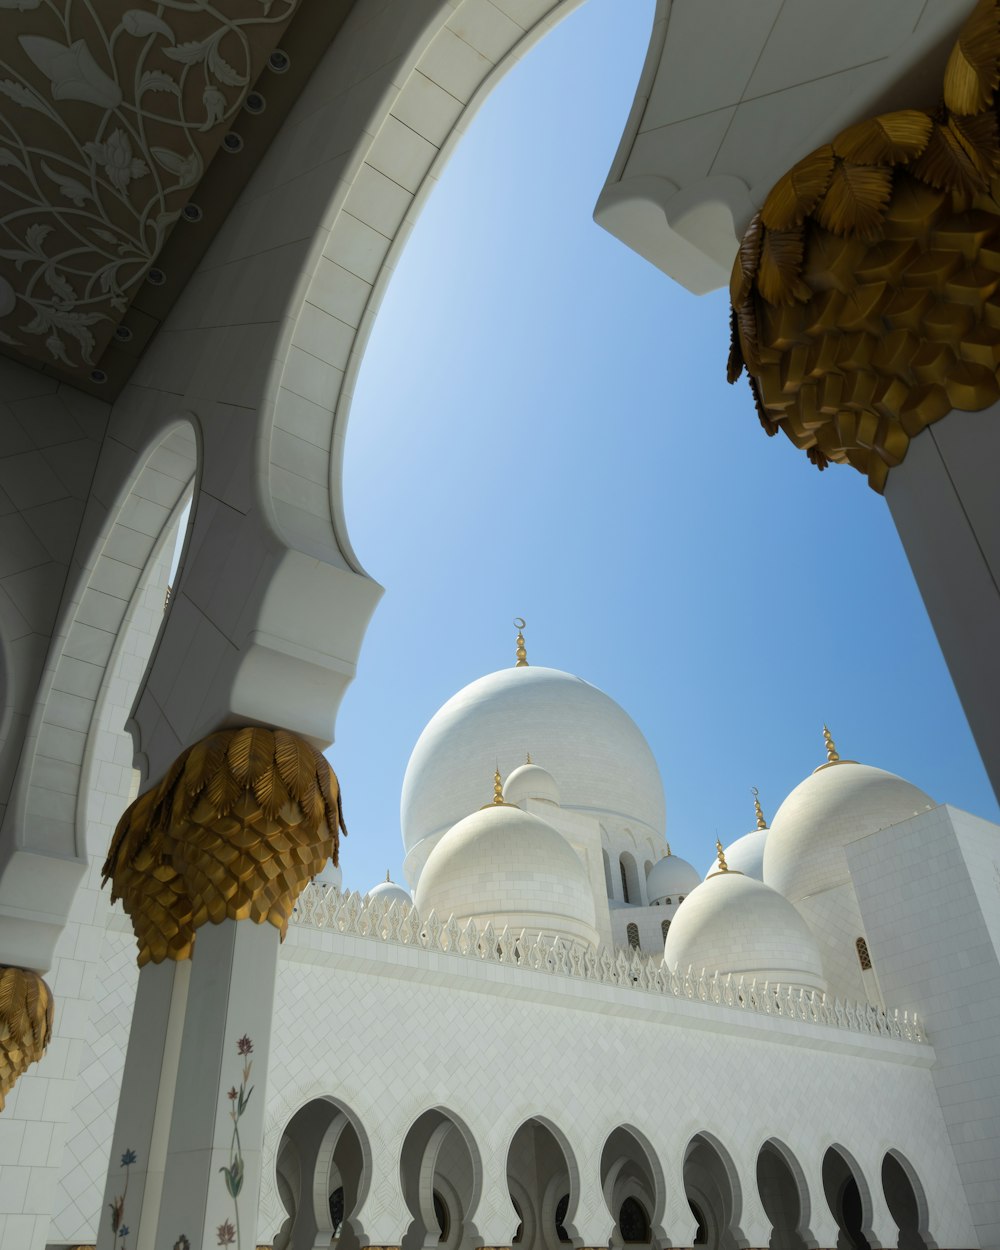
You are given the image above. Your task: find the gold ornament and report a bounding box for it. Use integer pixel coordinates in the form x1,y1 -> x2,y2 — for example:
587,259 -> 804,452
823,724 -> 841,764
103,727 -> 345,966
514,618 -> 528,667
752,785 -> 767,831
715,839 -> 729,873
0,966 -> 54,1111
729,0 -> 1000,492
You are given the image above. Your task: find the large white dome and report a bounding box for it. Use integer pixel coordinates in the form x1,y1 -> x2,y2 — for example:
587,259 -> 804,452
704,827 -> 768,881
646,851 -> 701,903
401,666 -> 665,881
413,804 -> 598,948
366,876 -> 412,908
504,761 -> 561,808
764,761 -> 934,903
664,870 -> 826,992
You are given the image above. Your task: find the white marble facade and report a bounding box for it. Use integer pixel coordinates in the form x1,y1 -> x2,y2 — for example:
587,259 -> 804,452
38,647 -> 1000,1250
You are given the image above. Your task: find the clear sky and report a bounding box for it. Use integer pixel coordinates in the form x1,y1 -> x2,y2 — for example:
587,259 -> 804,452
328,0 -> 999,892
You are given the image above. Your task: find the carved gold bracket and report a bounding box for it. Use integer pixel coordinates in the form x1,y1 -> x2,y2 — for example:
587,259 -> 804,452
103,727 -> 344,966
729,0 -> 1000,492
0,965 -> 54,1111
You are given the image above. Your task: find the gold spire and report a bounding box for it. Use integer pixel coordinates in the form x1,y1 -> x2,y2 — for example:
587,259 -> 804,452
715,839 -> 729,872
752,785 -> 767,831
823,724 -> 840,764
514,617 -> 528,667
665,841 -> 671,856
385,869 -> 390,883
526,752 -> 532,764
492,768 -> 504,805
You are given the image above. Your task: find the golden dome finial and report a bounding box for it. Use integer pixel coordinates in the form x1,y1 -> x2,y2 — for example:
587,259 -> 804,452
514,617 -> 528,667
752,785 -> 767,831
715,839 -> 729,872
526,751 -> 532,764
823,724 -> 840,764
493,767 -> 504,805
385,868 -> 390,883
665,841 -> 671,856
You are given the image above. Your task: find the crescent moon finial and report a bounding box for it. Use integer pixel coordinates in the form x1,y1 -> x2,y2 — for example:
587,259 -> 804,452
514,618 -> 528,667
751,786 -> 767,830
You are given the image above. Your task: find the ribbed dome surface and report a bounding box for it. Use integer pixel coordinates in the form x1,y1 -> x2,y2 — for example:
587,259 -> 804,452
413,804 -> 598,948
764,761 -> 934,903
664,871 -> 826,992
402,667 -> 665,881
646,852 -> 700,903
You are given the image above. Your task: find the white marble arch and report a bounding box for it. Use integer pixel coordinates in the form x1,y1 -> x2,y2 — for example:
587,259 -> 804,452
754,1137 -> 815,1250
274,1095 -> 372,1250
400,1105 -> 483,1250
600,1123 -> 666,1250
118,0 -> 649,784
0,416 -> 197,972
682,1131 -> 746,1250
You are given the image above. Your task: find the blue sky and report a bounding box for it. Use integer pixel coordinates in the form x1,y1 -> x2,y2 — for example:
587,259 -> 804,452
329,0 -> 998,892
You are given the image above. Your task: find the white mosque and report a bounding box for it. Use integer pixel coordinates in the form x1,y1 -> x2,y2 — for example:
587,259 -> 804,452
39,624 -> 997,1250
5,2 -> 1000,1248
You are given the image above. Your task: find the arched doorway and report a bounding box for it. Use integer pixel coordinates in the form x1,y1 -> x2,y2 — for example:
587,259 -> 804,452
683,1133 -> 742,1250
273,1097 -> 367,1250
400,1107 -> 480,1250
601,1125 -> 662,1249
882,1152 -> 931,1250
822,1146 -> 872,1250
756,1140 -> 809,1250
507,1117 -> 578,1250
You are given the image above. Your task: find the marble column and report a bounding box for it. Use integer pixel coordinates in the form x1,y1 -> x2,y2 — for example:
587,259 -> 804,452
96,960 -> 189,1250
154,920 -> 280,1250
98,725 -> 342,1250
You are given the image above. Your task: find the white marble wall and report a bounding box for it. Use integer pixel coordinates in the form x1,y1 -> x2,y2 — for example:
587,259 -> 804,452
849,804 -> 1000,1250
0,539 -> 170,1250
258,906 -> 976,1250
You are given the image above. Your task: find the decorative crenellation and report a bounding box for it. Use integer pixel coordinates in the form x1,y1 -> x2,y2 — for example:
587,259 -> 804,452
0,964 -> 54,1111
728,0 -> 1000,492
103,727 -> 344,966
290,885 -> 926,1045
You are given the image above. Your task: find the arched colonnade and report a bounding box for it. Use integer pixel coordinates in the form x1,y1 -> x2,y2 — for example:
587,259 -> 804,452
272,1100 -> 934,1250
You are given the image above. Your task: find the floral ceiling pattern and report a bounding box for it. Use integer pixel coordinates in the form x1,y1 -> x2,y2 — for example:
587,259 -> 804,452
0,0 -> 299,377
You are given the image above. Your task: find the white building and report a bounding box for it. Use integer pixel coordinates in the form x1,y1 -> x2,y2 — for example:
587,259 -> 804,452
30,629 -> 998,1250
2,2 -> 1000,1249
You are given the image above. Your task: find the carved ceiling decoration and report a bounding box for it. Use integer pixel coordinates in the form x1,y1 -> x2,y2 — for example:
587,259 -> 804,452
728,0 -> 1000,493
0,0 -> 354,398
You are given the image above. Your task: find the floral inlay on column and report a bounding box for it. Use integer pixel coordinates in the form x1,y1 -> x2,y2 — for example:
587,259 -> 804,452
219,1033 -> 254,1247
109,1147 -> 137,1249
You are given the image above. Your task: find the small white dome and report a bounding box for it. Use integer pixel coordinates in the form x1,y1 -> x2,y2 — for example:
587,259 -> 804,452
504,761 -> 561,807
764,761 -> 934,903
664,870 -> 826,992
646,851 -> 700,903
414,804 -> 598,948
367,876 -> 412,908
315,858 -> 342,889
401,666 -> 665,884
704,827 -> 768,882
